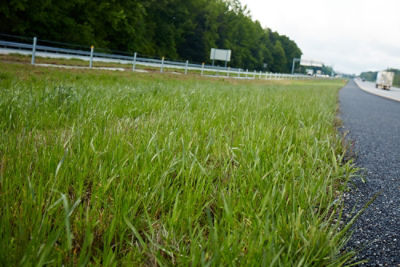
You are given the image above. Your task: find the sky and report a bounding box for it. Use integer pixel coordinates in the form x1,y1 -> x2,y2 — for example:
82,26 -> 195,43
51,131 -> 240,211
239,0 -> 400,74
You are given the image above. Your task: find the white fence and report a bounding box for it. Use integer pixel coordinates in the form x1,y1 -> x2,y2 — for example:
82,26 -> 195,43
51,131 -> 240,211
0,36 -> 323,80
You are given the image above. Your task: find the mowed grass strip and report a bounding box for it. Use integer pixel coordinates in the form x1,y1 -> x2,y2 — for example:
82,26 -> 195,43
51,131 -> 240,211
0,63 -> 354,266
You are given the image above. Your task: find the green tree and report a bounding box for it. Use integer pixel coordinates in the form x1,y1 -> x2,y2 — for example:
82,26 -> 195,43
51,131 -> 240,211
0,0 -> 302,72
271,41 -> 287,73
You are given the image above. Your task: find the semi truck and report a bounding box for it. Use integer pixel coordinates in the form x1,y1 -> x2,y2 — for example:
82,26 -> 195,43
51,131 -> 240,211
376,71 -> 394,90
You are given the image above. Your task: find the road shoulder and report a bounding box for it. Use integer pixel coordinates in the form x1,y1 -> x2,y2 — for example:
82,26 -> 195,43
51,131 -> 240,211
354,79 -> 400,102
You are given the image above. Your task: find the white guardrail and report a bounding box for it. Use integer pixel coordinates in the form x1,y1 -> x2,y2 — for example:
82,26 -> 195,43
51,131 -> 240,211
0,38 -> 322,80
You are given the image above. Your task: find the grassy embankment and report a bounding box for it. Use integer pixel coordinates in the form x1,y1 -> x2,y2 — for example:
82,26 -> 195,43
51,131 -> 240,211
0,62 -> 354,266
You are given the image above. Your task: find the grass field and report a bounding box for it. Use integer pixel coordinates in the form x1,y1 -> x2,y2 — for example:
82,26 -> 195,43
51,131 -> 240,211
0,62 -> 355,266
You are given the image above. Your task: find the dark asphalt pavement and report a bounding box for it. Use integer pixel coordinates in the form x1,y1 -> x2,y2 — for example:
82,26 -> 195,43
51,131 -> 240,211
339,80 -> 400,266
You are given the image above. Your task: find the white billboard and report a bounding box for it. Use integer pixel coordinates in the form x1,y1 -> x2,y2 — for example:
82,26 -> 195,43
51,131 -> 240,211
210,48 -> 231,62
300,59 -> 323,67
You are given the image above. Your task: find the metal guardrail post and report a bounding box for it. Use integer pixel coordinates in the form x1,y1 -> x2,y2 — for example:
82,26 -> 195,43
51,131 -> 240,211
160,57 -> 165,73
238,69 -> 241,78
201,63 -> 204,76
31,37 -> 37,65
227,67 -> 230,77
253,71 -> 256,79
132,52 -> 137,71
89,45 -> 94,68
259,71 -> 262,79
185,60 -> 188,75
246,69 -> 248,79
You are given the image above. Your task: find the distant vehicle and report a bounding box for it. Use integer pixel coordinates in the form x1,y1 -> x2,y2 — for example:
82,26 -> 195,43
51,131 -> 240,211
361,78 -> 365,82
376,71 -> 394,90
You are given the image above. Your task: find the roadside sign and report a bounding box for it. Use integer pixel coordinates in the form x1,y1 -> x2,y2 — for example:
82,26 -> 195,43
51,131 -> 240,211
210,48 -> 231,62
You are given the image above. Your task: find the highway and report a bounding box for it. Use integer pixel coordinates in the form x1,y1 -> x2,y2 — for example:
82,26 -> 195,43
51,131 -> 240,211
340,80 -> 400,265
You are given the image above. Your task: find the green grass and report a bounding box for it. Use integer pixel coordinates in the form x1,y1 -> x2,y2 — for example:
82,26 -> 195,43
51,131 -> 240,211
0,63 -> 355,266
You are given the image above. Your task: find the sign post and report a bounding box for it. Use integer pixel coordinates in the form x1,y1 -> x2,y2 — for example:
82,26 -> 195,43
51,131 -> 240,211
291,58 -> 300,74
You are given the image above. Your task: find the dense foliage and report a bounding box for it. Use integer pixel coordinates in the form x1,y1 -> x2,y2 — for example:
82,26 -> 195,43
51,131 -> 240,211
360,71 -> 378,82
1,0 -> 302,72
360,69 -> 400,87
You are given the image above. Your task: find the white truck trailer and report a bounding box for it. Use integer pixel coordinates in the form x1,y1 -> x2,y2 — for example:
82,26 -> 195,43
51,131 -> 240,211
375,71 -> 394,90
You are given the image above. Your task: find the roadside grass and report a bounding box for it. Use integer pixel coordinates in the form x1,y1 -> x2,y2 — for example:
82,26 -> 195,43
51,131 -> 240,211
0,62 -> 355,266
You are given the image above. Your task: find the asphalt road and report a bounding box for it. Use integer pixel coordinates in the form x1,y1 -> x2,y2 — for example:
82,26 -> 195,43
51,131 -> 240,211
339,80 -> 400,265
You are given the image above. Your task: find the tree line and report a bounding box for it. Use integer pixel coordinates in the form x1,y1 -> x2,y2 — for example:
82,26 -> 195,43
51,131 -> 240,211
1,0 -> 302,72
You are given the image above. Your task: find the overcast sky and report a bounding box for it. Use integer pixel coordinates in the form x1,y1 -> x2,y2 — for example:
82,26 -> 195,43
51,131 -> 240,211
239,0 -> 400,74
